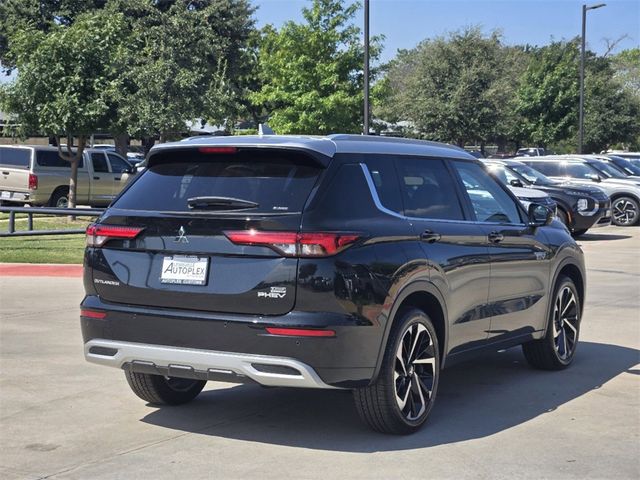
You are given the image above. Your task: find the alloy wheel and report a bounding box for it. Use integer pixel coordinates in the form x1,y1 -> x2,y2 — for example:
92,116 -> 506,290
552,286 -> 579,360
612,198 -> 638,226
394,323 -> 436,421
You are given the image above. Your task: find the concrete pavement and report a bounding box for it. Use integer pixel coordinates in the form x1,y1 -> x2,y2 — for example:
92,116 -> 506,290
0,225 -> 638,479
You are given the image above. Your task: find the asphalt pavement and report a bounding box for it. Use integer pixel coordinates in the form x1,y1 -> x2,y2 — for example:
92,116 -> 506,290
0,225 -> 639,479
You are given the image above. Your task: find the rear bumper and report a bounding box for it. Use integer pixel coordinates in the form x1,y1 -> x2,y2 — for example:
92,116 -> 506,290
80,295 -> 380,388
85,339 -> 337,389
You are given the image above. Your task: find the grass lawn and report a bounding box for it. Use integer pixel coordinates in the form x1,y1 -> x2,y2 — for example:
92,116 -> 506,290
0,213 -> 94,264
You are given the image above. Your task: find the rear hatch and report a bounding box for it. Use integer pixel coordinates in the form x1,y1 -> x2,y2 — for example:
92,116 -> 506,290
0,147 -> 32,196
90,147 -> 326,315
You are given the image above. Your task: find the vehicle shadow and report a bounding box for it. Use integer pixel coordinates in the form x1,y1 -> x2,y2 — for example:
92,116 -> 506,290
140,341 -> 638,452
577,232 -> 632,241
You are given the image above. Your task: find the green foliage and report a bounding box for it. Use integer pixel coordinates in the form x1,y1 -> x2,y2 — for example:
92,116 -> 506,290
0,11 -> 124,138
251,0 -> 381,134
514,40 -> 580,147
611,48 -> 640,100
377,28 -> 516,146
582,56 -> 640,153
106,0 -> 256,139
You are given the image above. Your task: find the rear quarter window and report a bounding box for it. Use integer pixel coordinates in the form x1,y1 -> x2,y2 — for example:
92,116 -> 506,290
36,150 -> 84,168
113,149 -> 322,213
0,147 -> 31,169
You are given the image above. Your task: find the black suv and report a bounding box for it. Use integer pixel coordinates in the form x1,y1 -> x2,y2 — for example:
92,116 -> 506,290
81,135 -> 586,434
483,159 -> 611,236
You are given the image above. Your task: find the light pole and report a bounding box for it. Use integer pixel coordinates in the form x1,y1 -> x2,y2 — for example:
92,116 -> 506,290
579,3 -> 606,153
363,0 -> 370,135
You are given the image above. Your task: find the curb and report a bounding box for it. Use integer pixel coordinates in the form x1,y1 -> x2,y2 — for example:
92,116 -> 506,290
0,263 -> 83,277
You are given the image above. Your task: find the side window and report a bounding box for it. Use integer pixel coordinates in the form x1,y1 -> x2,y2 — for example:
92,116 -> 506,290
395,158 -> 464,220
363,156 -> 403,214
91,153 -> 109,173
526,162 -> 562,177
454,161 -> 522,224
107,154 -> 131,174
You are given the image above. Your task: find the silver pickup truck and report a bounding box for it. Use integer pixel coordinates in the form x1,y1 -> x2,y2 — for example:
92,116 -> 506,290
0,145 -> 134,207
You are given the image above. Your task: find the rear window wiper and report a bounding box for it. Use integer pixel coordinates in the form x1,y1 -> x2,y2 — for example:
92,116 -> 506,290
187,196 -> 259,210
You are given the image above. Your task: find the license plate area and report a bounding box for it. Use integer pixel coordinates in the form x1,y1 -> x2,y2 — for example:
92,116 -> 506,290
160,255 -> 209,285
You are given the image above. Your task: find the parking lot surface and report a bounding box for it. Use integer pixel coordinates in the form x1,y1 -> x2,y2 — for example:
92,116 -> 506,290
1,225 -> 639,479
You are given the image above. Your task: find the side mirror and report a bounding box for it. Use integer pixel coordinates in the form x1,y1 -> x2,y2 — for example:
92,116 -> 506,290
528,203 -> 554,227
509,179 -> 524,188
588,174 -> 601,183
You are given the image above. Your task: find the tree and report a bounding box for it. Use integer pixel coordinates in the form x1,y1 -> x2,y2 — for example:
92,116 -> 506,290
514,40 -> 580,148
376,27 -> 509,147
251,0 -> 381,134
582,55 -> 640,152
0,11 -> 126,208
106,0 -> 256,145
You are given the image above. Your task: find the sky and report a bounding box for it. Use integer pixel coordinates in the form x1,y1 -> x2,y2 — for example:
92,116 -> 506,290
252,0 -> 640,63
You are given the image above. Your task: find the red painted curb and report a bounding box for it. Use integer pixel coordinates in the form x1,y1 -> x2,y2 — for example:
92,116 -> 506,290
0,263 -> 83,277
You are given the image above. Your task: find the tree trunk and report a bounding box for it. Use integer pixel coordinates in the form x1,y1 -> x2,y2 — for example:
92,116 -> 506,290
57,135 -> 86,218
142,136 -> 155,156
114,134 -> 129,158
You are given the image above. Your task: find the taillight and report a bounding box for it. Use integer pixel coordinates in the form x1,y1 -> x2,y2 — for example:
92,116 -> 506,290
28,173 -> 38,190
224,230 -> 360,257
86,224 -> 144,247
198,147 -> 237,154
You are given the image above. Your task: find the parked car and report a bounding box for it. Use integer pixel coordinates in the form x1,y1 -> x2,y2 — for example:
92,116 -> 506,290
575,156 -> 640,183
483,160 -> 611,236
520,156 -> 640,226
82,134 -> 586,434
0,145 -> 134,207
92,144 -> 146,166
595,155 -> 640,177
604,151 -> 640,165
516,147 -> 546,157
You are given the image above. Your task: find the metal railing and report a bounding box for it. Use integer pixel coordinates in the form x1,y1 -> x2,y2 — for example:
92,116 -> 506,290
0,206 -> 104,237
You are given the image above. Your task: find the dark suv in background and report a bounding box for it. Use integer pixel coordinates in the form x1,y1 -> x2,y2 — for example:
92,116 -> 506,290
82,135 -> 586,434
483,159 -> 611,236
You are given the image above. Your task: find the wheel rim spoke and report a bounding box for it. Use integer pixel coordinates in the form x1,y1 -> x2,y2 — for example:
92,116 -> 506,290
394,321 -> 436,421
553,286 -> 580,360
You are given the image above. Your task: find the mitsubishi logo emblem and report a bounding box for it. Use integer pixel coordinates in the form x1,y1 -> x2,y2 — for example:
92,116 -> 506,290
175,226 -> 189,244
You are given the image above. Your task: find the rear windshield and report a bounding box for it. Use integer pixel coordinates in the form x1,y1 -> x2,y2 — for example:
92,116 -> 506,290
0,147 -> 31,169
113,150 -> 322,213
36,150 -> 84,168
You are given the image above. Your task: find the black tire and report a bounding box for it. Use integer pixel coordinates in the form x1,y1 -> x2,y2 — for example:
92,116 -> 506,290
522,275 -> 581,370
557,209 -> 571,231
353,308 -> 440,434
48,188 -> 69,208
124,370 -> 206,405
572,229 -> 588,237
611,196 -> 640,226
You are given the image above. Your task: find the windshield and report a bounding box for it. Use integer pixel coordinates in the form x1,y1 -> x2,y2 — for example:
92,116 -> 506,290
509,163 -> 554,186
588,160 -> 626,179
485,164 -> 530,186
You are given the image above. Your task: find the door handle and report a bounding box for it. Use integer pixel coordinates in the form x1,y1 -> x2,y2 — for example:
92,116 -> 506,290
488,231 -> 504,243
1,171 -> 9,175
114,177 -> 121,181
93,176 -> 100,180
421,230 -> 441,243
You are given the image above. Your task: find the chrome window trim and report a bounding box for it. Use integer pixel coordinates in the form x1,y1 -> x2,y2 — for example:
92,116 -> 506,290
359,163 -> 526,227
